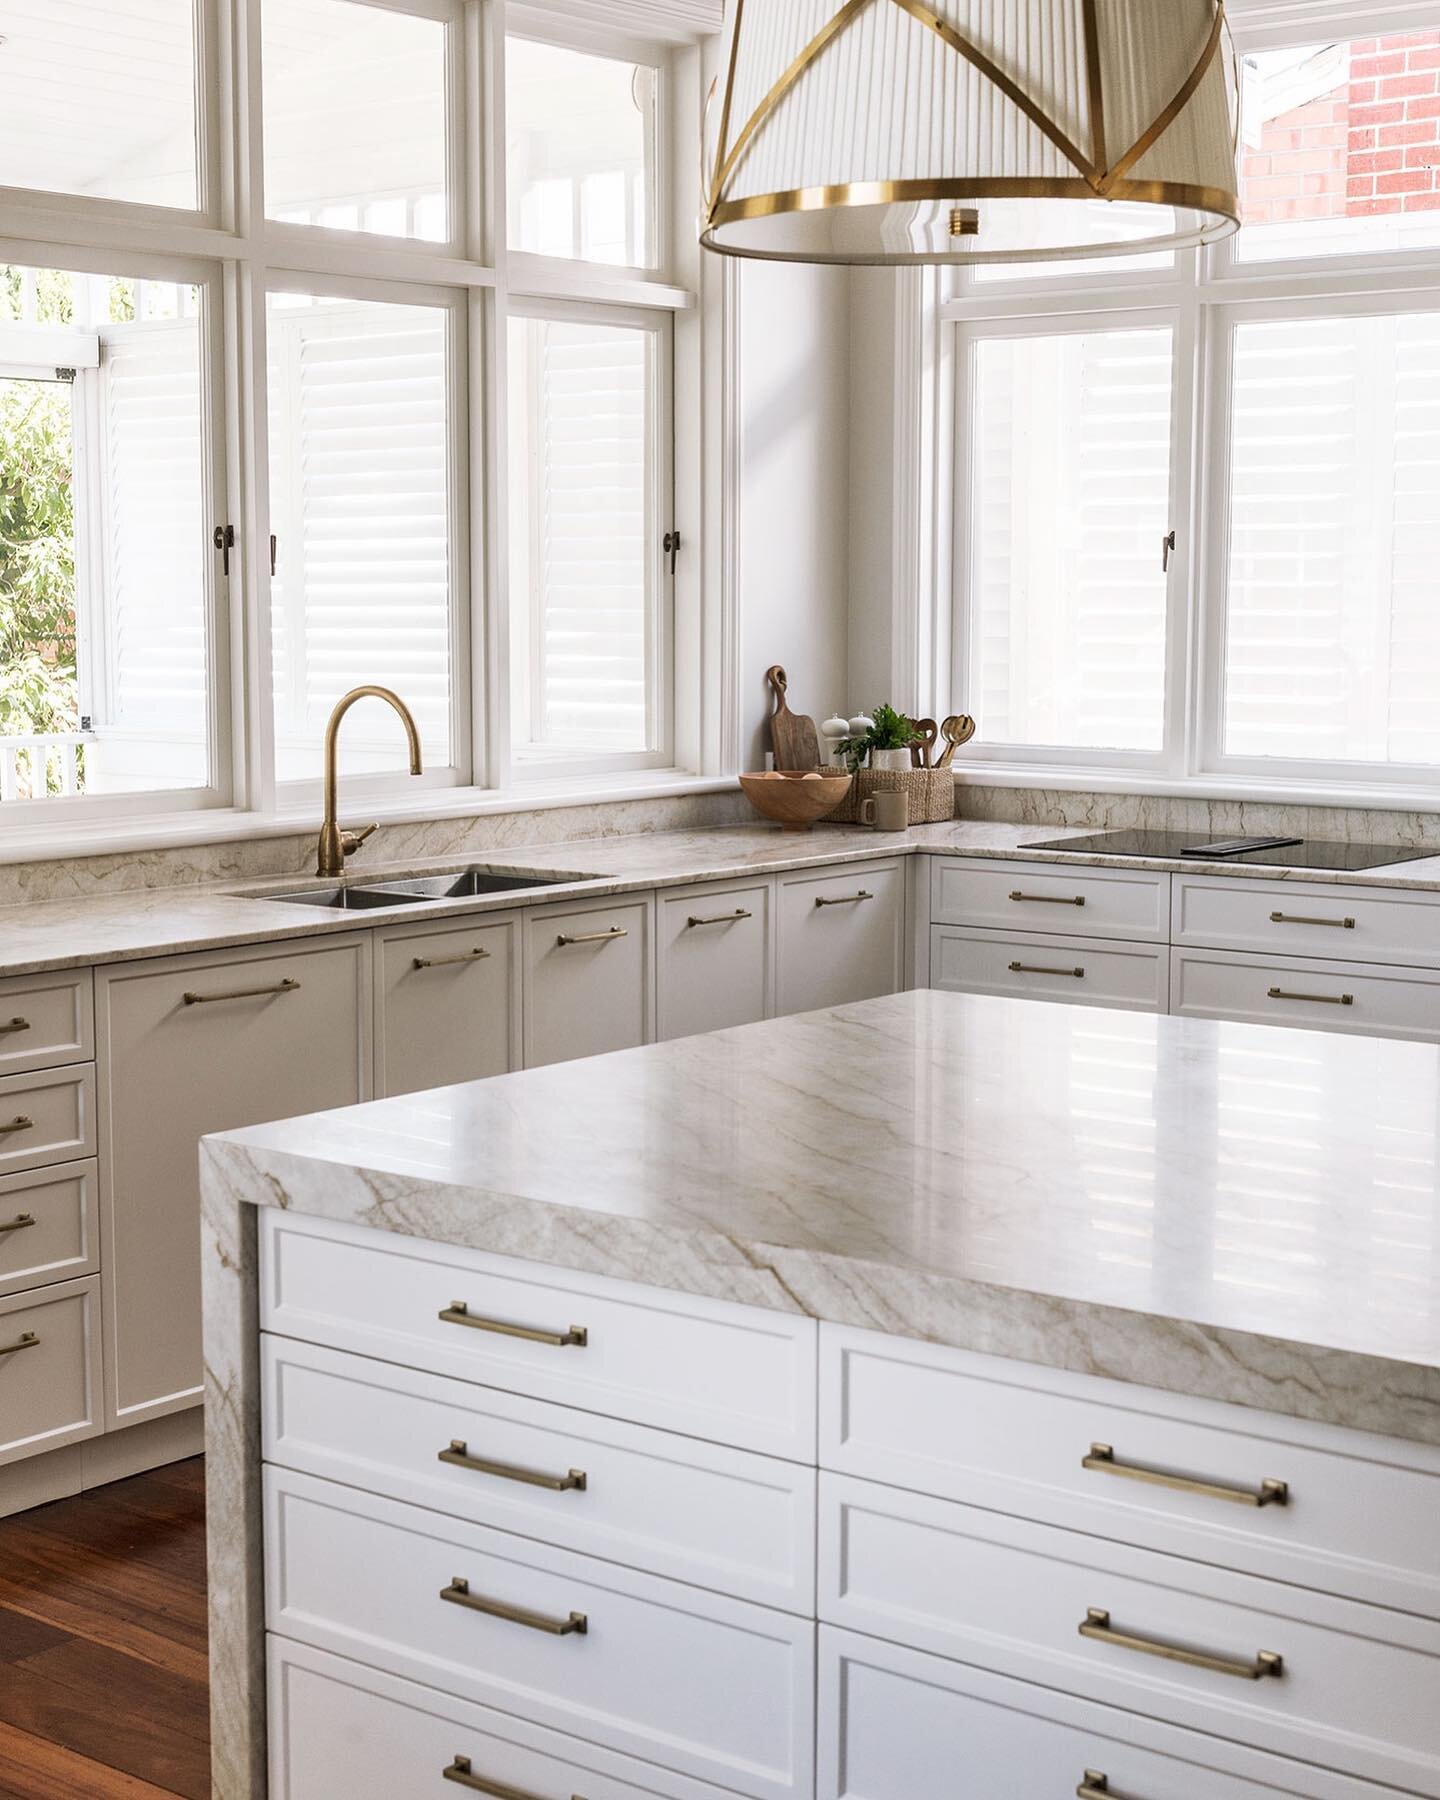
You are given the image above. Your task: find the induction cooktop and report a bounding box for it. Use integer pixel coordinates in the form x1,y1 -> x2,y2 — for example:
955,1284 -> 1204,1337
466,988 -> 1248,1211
1020,830 -> 1437,872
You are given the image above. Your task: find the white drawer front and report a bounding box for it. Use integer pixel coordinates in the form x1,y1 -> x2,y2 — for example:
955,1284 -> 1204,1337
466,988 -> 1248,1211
820,1472 -> 1440,1796
0,1275 -> 101,1464
270,1637 -> 749,1800
931,926 -> 1168,1012
265,1467 -> 815,1800
524,897 -> 652,1068
818,1627 -> 1386,1800
262,1334 -> 816,1614
377,914 -> 520,1097
1173,875 -> 1440,967
821,1326 -> 1440,1619
775,861 -> 906,1017
932,859 -> 1170,942
1171,947 -> 1440,1041
0,969 -> 94,1077
259,1212 -> 817,1461
0,1064 -> 96,1178
657,881 -> 773,1041
0,1159 -> 99,1298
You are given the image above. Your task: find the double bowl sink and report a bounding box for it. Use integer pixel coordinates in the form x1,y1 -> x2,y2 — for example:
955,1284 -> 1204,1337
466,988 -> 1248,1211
262,867 -> 594,912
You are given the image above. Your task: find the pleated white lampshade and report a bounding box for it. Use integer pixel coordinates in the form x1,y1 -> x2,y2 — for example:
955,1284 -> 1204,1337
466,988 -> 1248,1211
701,0 -> 1240,264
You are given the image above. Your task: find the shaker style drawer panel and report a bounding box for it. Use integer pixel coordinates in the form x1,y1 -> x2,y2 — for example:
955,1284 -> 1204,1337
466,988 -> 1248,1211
932,859 -> 1170,942
262,1334 -> 816,1614
818,1627 -> 1385,1800
819,1472 -> 1440,1798
0,1276 -> 101,1465
270,1637 -> 750,1800
0,1160 -> 99,1299
523,897 -> 652,1068
259,1212 -> 817,1462
376,913 -> 520,1098
1170,947 -> 1440,1042
265,1468 -> 815,1800
657,881 -> 773,1041
820,1325 -> 1440,1619
775,861 -> 905,1017
1172,876 -> 1440,968
0,1065 -> 96,1178
931,927 -> 1168,1013
0,969 -> 94,1077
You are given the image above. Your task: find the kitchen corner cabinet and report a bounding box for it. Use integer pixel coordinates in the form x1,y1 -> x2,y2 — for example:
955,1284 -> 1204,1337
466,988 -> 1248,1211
96,938 -> 371,1430
776,860 -> 906,1017
376,914 -> 521,1098
523,896 -> 655,1069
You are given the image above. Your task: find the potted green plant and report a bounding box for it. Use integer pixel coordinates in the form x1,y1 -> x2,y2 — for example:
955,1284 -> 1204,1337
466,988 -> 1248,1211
836,703 -> 917,773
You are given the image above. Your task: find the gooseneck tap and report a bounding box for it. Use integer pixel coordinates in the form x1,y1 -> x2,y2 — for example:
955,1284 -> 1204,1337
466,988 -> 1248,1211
315,686 -> 424,878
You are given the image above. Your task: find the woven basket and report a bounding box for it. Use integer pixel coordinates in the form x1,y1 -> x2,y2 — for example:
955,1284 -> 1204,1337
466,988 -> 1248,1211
823,766 -> 954,825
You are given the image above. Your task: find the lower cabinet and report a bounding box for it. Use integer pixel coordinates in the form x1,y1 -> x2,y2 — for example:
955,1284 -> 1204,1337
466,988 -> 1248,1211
931,924 -> 1169,1012
1171,945 -> 1440,1041
375,913 -> 521,1096
523,896 -> 654,1068
0,1275 -> 101,1465
657,880 -> 773,1040
775,860 -> 906,1017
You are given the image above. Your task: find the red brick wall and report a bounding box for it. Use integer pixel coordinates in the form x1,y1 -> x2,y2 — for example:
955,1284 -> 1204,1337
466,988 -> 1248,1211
1241,32 -> 1440,227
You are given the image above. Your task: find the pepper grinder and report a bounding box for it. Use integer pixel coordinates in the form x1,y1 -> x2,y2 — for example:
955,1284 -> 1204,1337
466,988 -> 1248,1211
820,710 -> 849,769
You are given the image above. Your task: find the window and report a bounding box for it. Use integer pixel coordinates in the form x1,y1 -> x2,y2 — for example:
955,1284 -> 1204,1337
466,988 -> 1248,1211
947,19 -> 1440,794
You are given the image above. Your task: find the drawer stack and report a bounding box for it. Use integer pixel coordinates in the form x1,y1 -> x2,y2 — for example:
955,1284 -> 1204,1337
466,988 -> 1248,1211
0,970 -> 101,1471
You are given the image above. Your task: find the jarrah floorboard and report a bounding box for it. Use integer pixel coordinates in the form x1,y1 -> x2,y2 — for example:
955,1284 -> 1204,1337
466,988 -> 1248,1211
0,1457 -> 209,1800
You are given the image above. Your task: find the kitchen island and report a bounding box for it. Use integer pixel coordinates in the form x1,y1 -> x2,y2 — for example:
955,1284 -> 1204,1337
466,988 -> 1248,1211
201,989 -> 1440,1799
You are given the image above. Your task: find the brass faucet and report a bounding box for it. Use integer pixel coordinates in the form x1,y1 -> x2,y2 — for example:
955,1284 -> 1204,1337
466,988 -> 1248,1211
316,686 -> 424,878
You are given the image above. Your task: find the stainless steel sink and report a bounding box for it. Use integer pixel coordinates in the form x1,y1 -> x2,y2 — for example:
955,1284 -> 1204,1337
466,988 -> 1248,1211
263,885 -> 443,911
260,867 -> 591,909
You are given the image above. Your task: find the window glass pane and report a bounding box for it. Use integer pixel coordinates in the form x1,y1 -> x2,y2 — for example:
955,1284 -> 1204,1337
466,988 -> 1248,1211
1,264 -> 210,804
1237,33 -> 1440,262
264,0 -> 447,241
507,39 -> 657,268
967,328 -> 1174,753
1222,311 -> 1440,764
507,315 -> 656,758
971,211 -> 1173,283
0,1 -> 198,210
267,294 -> 453,781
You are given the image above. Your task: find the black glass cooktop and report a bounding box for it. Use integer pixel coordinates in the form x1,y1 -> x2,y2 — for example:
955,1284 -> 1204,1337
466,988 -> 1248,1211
1021,830 -> 1436,872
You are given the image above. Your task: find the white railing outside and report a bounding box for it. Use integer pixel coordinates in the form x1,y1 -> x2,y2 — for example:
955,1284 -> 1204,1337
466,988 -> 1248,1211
0,733 -> 88,801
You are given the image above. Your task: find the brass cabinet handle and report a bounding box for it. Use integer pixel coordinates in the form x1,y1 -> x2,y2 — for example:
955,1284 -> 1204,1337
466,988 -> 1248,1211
0,1213 -> 36,1234
0,1017 -> 30,1037
556,928 -> 627,947
686,910 -> 753,928
1009,962 -> 1085,979
439,1439 -> 587,1492
1009,889 -> 1086,906
439,1302 -> 587,1348
413,948 -> 492,970
815,891 -> 873,907
0,1331 -> 39,1355
182,977 -> 301,1006
1079,1608 -> 1282,1681
1267,986 -> 1353,1007
444,1752 -> 585,1798
440,1577 -> 587,1636
1269,910 -> 1355,929
1078,1773 -> 1143,1800
1083,1443 -> 1288,1508
0,1117 -> 34,1137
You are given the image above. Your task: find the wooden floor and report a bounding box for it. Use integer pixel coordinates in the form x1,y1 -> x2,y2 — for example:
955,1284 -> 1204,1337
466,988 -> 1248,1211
0,1458 -> 210,1800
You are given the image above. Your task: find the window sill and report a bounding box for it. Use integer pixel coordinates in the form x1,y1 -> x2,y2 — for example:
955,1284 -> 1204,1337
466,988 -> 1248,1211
954,762 -> 1440,817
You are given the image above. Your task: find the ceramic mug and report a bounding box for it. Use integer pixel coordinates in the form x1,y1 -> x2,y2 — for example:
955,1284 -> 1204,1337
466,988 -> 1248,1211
860,790 -> 908,831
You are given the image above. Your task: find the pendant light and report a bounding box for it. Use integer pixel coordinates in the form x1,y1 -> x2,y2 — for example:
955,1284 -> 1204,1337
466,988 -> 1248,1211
701,0 -> 1240,265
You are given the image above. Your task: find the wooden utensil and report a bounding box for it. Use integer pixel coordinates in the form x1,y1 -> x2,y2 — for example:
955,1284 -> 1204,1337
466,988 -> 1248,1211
765,666 -> 822,770
910,719 -> 938,769
936,714 -> 977,769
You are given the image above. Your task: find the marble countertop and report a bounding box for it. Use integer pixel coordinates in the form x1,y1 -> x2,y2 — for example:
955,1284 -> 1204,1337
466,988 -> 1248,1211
204,988 -> 1440,1446
7,815 -> 1440,981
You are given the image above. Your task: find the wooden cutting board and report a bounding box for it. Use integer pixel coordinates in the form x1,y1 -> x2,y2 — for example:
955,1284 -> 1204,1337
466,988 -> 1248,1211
766,666 -> 822,770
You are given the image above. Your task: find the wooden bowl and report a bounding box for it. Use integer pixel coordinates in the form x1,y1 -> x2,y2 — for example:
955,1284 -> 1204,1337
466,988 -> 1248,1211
738,770 -> 852,830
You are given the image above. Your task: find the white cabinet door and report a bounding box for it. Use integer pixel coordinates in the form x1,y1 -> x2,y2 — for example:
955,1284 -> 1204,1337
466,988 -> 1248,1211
932,858 -> 1170,942
1170,946 -> 1440,1042
376,913 -> 520,1097
0,1276 -> 101,1465
0,969 -> 94,1077
931,926 -> 1168,1012
0,1161 -> 99,1298
775,861 -> 905,1017
96,937 -> 370,1429
523,897 -> 653,1068
657,880 -> 773,1040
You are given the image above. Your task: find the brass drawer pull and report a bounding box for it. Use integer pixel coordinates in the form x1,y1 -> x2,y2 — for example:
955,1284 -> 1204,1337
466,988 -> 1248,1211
413,948 -> 492,970
1084,1443 -> 1288,1508
439,1439 -> 587,1492
0,1117 -> 34,1138
1267,986 -> 1353,1007
0,1017 -> 30,1037
556,928 -> 627,946
1270,910 -> 1355,929
182,977 -> 301,1006
440,1577 -> 587,1636
1009,962 -> 1085,979
1009,889 -> 1086,906
815,891 -> 873,907
1079,1608 -> 1282,1681
686,910 -> 753,927
0,1331 -> 39,1355
439,1302 -> 587,1348
444,1752 -> 585,1798
0,1213 -> 36,1234
1078,1773 -> 1143,1800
